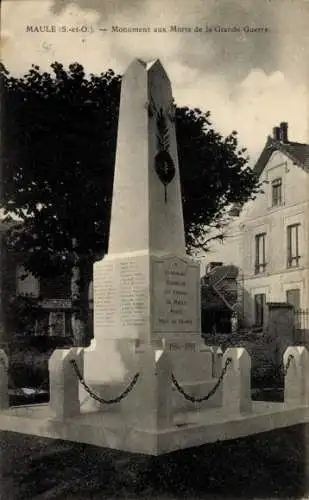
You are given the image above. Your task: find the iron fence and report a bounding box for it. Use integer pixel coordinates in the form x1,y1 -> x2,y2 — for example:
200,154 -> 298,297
294,308 -> 309,329
294,308 -> 309,344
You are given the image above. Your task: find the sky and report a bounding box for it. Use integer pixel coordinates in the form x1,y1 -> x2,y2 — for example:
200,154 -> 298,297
1,0 -> 309,164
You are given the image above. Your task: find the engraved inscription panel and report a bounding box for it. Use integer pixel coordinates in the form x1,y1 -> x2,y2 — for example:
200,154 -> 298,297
119,260 -> 148,327
94,258 -> 148,330
152,257 -> 199,333
93,261 -> 117,328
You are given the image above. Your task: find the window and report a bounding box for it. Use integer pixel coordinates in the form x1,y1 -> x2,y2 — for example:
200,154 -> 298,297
48,312 -> 66,336
40,274 -> 70,299
287,224 -> 300,267
16,265 -> 40,297
255,233 -> 266,274
254,293 -> 266,326
271,178 -> 282,207
286,289 -> 300,310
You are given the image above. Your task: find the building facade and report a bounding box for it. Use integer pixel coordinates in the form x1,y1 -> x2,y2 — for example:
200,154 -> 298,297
203,122 -> 309,329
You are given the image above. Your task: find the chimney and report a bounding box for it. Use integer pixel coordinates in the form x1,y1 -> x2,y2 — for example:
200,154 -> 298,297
273,126 -> 281,141
279,122 -> 288,143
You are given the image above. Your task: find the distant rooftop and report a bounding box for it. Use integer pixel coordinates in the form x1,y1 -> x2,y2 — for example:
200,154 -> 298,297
254,122 -> 309,176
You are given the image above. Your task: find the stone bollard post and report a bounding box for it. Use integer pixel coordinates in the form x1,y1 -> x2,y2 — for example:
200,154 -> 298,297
122,344 -> 173,431
214,347 -> 223,378
284,346 -> 309,406
210,347 -> 216,378
222,347 -> 252,414
210,346 -> 223,378
0,350 -> 9,410
49,348 -> 84,419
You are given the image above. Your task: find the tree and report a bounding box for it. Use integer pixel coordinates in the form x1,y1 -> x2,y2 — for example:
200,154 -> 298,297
0,62 -> 260,345
1,62 -> 120,345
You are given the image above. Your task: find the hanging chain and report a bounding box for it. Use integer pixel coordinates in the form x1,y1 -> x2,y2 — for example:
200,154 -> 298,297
70,359 -> 140,404
171,357 -> 232,403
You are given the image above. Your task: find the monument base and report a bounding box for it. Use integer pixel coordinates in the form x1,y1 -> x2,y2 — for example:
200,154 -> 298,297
0,345 -> 308,456
81,337 -> 219,414
0,402 -> 308,456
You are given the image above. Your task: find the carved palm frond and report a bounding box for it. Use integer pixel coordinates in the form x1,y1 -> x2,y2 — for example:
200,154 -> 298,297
156,108 -> 170,151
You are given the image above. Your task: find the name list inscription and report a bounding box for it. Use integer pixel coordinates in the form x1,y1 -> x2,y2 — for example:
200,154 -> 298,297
94,258 -> 148,329
119,260 -> 147,327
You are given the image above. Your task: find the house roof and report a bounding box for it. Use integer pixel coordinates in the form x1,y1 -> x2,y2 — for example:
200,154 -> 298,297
254,136 -> 309,177
206,264 -> 238,284
228,124 -> 309,217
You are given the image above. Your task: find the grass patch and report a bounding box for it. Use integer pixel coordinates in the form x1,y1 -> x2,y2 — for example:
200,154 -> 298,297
2,425 -> 309,499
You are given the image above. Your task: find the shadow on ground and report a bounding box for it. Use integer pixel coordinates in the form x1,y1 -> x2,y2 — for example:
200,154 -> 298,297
1,424 -> 309,499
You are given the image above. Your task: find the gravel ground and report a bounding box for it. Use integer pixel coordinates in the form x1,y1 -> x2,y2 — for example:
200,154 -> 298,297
1,424 -> 309,500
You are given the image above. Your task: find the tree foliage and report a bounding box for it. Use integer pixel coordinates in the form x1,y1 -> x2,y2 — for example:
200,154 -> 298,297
1,62 -> 120,279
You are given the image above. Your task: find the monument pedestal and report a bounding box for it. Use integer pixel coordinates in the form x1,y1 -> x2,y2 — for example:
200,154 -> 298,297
82,250 -> 217,415
91,251 -> 200,345
85,250 -> 200,348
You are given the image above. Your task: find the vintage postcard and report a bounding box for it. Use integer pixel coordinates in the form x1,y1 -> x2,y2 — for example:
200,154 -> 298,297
1,0 -> 309,498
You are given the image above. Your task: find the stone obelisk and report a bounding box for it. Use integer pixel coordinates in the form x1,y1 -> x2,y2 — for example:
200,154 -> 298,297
83,59 -> 201,391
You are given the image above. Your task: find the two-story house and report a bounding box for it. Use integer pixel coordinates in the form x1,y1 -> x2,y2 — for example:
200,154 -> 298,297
204,122 -> 309,329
